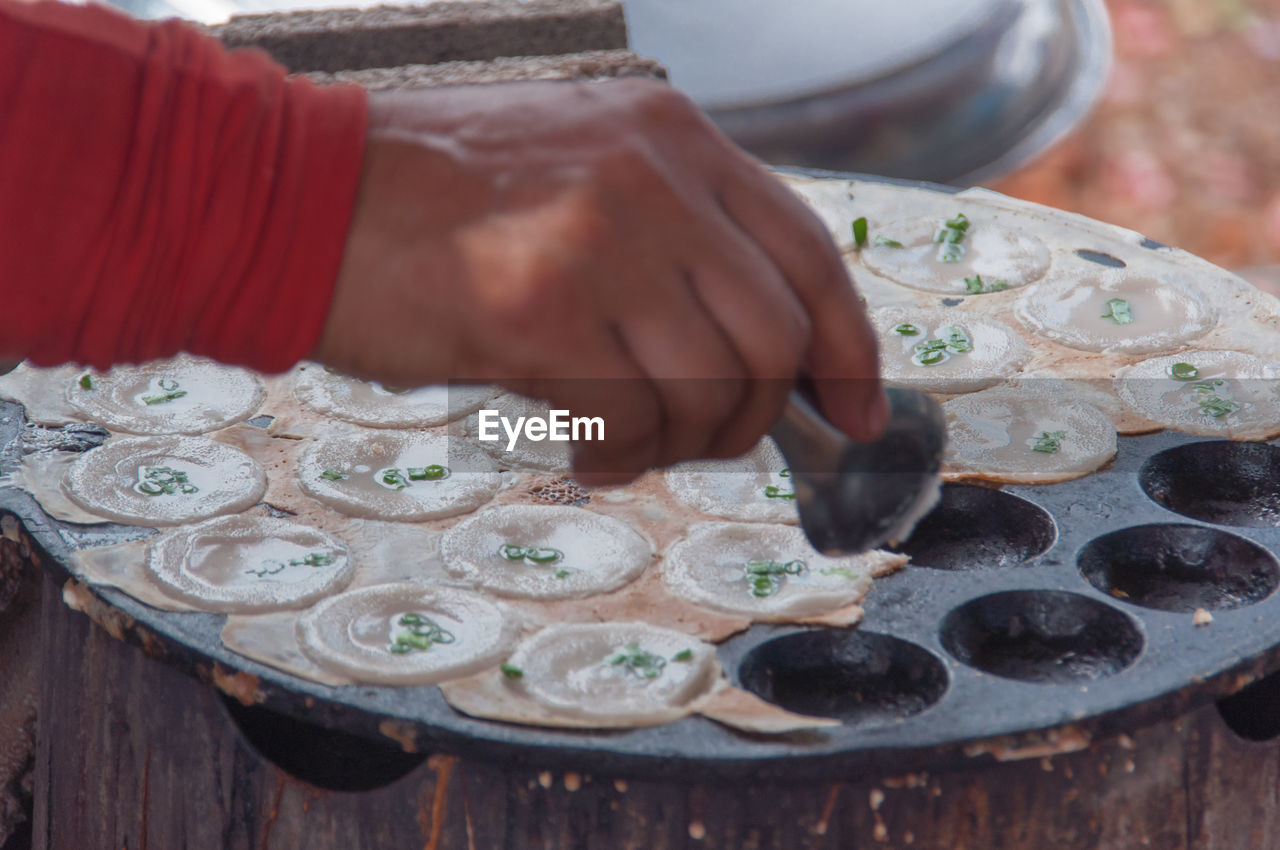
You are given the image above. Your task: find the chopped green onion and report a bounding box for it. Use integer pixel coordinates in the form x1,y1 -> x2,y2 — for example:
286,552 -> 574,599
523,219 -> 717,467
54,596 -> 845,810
672,649 -> 694,662
935,213 -> 971,263
135,465 -> 197,497
607,643 -> 667,679
913,348 -> 949,367
554,569 -> 571,579
379,468 -> 409,490
141,389 -> 188,405
873,235 -> 904,248
943,213 -> 970,233
407,464 -> 449,481
78,374 -> 93,390
498,543 -> 566,570
763,468 -> 796,500
1031,431 -> 1066,454
1198,397 -> 1240,418
1170,363 -> 1199,381
744,559 -> 806,597
893,323 -> 920,336
962,275 -> 1009,295
245,560 -> 287,579
852,217 -> 868,248
388,612 -> 455,654
287,552 -> 336,568
937,242 -> 965,263
1101,298 -> 1134,325
938,325 -> 973,353
500,663 -> 524,679
819,567 -> 861,580
320,469 -> 348,481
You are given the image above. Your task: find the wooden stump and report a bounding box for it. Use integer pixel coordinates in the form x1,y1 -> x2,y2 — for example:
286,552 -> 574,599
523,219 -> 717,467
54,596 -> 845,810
31,570 -> 1280,850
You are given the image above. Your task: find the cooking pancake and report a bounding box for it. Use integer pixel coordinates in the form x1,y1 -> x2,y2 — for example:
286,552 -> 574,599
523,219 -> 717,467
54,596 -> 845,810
146,515 -> 354,613
68,356 -> 266,435
941,386 -> 1117,484
297,429 -> 501,521
63,435 -> 266,526
440,504 -> 652,600
665,438 -> 799,524
861,212 -> 1050,295
662,522 -> 904,619
872,308 -> 1031,394
1114,350 -> 1280,440
292,362 -> 495,428
1015,269 -> 1216,355
296,582 -> 519,686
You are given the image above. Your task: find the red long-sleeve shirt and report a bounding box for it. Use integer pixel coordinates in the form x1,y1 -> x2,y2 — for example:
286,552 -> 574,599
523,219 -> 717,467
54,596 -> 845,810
0,0 -> 367,372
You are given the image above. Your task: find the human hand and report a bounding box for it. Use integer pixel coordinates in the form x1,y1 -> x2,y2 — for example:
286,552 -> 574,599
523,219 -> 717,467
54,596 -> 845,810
313,78 -> 887,483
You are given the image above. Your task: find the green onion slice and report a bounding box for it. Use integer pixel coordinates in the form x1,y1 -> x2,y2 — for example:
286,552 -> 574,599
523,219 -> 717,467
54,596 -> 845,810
607,643 -> 667,679
407,464 -> 450,481
852,217 -> 868,248
1170,363 -> 1199,381
78,374 -> 93,390
1101,298 -> 1134,325
500,663 -> 524,679
893,323 -> 920,336
1031,431 -> 1066,454
873,235 -> 904,248
672,649 -> 694,662
320,469 -> 348,481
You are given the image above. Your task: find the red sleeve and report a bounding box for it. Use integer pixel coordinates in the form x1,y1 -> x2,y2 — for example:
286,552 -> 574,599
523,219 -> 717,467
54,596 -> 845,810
0,0 -> 367,373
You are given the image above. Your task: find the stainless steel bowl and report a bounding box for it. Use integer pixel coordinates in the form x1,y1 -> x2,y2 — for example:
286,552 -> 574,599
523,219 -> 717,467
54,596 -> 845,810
625,0 -> 1112,185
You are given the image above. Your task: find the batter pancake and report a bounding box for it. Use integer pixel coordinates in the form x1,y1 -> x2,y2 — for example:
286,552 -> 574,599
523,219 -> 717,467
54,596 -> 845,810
296,583 -> 519,686
297,430 -> 501,521
292,362 -> 495,428
62,435 -> 266,526
861,212 -> 1051,295
504,621 -> 720,724
1015,269 -> 1216,355
665,439 -> 799,524
662,522 -> 904,619
942,386 -> 1117,484
1115,350 -> 1280,440
147,515 -> 354,613
441,504 -> 652,600
872,308 -> 1031,394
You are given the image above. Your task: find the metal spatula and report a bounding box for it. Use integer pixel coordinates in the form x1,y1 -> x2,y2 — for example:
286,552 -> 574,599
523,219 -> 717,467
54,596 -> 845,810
769,387 -> 947,555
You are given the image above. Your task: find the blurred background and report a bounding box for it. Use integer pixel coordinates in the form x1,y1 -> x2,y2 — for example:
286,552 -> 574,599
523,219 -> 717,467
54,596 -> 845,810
988,0 -> 1280,278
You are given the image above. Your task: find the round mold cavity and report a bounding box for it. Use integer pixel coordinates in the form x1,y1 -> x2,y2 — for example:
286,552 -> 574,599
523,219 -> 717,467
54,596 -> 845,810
1078,524 -> 1279,613
1074,249 -> 1127,268
940,591 -> 1143,684
1139,441 -> 1280,527
737,630 -> 948,724
893,484 -> 1055,570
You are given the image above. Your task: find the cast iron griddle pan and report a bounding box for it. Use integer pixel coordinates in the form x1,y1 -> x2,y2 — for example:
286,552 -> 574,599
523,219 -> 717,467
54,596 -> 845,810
10,171 -> 1280,783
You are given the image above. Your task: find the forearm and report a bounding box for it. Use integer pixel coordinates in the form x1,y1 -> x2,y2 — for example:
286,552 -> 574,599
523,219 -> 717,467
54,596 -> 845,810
0,0 -> 367,372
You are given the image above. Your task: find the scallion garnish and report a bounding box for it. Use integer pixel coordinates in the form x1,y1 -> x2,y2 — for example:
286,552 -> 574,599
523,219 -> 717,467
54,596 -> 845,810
672,649 -> 694,662
938,325 -> 973,353
873,235 -> 904,248
607,643 -> 667,679
134,466 -> 197,497
288,552 -> 335,567
1031,431 -> 1066,454
500,663 -> 524,679
1189,380 -> 1240,418
379,468 -> 409,491
78,374 -> 93,390
407,464 -> 449,481
388,612 -> 456,654
763,467 -> 796,500
498,544 -> 568,575
1170,363 -> 1199,381
320,469 -> 348,481
893,323 -> 920,336
744,559 -> 806,597
819,567 -> 860,580
852,217 -> 868,248
962,275 -> 1008,295
1101,298 -> 1134,325
245,560 -> 287,579
935,213 -> 971,263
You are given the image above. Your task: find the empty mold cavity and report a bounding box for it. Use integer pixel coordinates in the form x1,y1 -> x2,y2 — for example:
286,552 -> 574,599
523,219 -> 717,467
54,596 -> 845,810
893,484 -> 1055,570
1218,668 -> 1280,742
1140,441 -> 1280,527
1078,524 -> 1278,612
737,630 -> 948,723
940,591 -> 1143,684
1074,249 -> 1127,268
